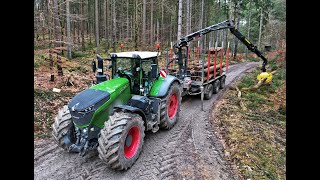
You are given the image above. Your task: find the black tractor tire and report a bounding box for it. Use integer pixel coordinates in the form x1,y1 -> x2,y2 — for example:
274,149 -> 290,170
97,112 -> 145,170
204,83 -> 214,100
52,105 -> 75,151
159,82 -> 181,130
219,76 -> 226,89
212,79 -> 220,94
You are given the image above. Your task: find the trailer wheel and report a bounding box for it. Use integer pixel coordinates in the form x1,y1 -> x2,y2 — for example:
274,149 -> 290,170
220,76 -> 226,89
204,84 -> 214,100
212,80 -> 220,94
160,82 -> 181,129
97,112 -> 145,170
52,105 -> 76,151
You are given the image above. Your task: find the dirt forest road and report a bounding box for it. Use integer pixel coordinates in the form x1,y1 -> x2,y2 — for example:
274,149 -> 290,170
34,62 -> 259,180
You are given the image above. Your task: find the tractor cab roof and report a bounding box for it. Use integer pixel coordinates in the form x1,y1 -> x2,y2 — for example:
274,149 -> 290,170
110,51 -> 160,60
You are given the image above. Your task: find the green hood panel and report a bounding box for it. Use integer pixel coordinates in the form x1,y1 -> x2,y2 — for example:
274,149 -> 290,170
74,78 -> 131,129
90,78 -> 129,93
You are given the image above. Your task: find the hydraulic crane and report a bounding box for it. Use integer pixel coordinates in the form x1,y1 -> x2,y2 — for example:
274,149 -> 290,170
172,19 -> 270,78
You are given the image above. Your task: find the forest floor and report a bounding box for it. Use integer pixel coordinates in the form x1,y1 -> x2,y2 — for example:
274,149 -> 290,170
34,45 -> 285,179
211,50 -> 286,179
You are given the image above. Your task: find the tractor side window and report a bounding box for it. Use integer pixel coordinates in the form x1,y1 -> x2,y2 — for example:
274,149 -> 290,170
141,60 -> 152,77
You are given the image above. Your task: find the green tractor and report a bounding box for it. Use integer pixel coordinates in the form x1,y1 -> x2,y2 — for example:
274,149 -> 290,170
52,51 -> 182,170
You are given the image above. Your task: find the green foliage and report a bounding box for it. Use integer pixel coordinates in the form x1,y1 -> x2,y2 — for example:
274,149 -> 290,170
272,0 -> 286,22
72,51 -> 86,58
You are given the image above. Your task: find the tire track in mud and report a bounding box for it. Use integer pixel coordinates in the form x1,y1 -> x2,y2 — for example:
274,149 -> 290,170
34,62 -> 259,180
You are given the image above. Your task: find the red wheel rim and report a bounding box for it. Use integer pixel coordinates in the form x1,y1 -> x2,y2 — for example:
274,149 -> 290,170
168,93 -> 178,119
124,126 -> 140,159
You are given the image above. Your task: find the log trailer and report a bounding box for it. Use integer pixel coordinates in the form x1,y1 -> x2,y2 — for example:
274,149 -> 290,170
167,19 -> 272,99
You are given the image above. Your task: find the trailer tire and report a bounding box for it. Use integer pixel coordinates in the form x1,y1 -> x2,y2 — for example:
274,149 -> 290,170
204,84 -> 214,100
52,105 -> 76,151
212,80 -> 220,94
159,82 -> 181,129
220,76 -> 226,89
98,112 -> 145,170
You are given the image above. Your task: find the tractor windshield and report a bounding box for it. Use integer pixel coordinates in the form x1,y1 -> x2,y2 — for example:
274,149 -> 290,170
116,58 -> 134,72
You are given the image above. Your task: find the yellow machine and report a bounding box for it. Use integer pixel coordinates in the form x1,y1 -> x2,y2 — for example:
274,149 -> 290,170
257,72 -> 272,84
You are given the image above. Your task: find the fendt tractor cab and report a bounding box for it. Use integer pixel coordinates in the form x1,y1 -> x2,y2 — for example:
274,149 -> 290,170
52,51 -> 182,170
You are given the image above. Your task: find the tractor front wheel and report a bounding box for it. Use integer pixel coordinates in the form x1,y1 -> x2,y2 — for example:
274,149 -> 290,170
97,112 -> 145,170
159,82 -> 181,129
52,105 -> 76,151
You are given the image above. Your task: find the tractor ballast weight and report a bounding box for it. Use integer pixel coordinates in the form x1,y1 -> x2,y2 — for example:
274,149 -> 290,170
52,51 -> 182,170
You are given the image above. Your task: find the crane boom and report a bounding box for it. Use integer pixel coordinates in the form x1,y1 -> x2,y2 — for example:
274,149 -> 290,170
173,19 -> 268,73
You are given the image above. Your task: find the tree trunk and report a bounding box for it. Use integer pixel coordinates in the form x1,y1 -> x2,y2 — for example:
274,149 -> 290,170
186,0 -> 190,35
126,0 -> 129,39
59,0 -> 65,55
258,7 -> 263,50
48,0 -> 53,45
66,0 -> 72,59
142,0 -> 146,46
169,16 -> 172,45
53,0 -> 61,47
106,0 -> 110,50
80,0 -> 85,51
88,0 -> 92,45
104,0 -> 107,42
200,0 -> 204,48
95,0 -> 100,52
150,0 -> 154,45
200,0 -> 204,30
232,2 -> 240,60
161,0 -> 164,44
131,15 -> 133,40
112,0 -> 116,52
245,0 -> 252,60
233,16 -> 240,60
134,0 -> 138,49
77,5 -> 80,44
156,19 -> 159,42
177,0 -> 182,40
73,6 -> 76,43
190,0 -> 192,33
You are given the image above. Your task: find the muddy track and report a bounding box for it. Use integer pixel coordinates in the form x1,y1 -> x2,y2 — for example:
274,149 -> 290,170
34,62 -> 259,180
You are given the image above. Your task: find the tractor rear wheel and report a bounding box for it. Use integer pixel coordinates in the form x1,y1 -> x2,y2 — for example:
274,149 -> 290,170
97,112 -> 145,170
212,79 -> 220,94
52,105 -> 76,151
159,82 -> 181,129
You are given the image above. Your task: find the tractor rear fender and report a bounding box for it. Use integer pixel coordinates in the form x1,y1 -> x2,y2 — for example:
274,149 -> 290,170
150,75 -> 181,98
113,105 -> 147,123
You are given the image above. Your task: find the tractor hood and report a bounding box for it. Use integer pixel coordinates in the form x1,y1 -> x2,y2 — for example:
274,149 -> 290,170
68,89 -> 110,111
68,78 -> 129,111
68,78 -> 129,127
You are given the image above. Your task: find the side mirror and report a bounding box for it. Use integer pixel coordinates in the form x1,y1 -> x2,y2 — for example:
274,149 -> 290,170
151,64 -> 158,79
